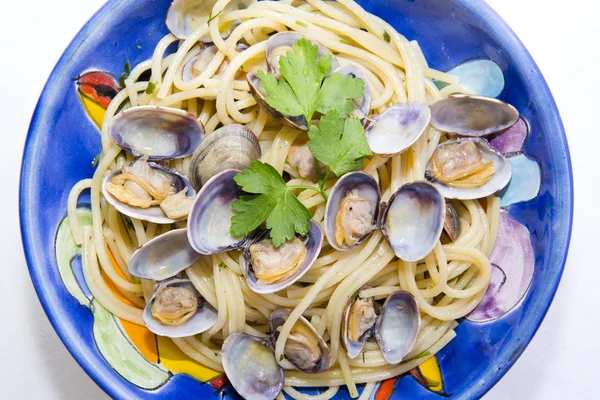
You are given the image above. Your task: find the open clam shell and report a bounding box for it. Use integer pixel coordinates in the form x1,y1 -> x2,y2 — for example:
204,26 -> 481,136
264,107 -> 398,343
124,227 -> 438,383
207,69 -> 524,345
265,32 -> 339,78
374,291 -> 421,364
101,162 -> 195,224
269,309 -> 330,373
243,221 -> 323,294
108,106 -> 204,160
341,290 -> 377,359
324,171 -> 380,251
381,181 -> 445,262
222,333 -> 284,400
187,169 -> 246,255
143,279 -> 217,338
334,65 -> 371,119
188,124 -> 261,191
430,94 -> 519,137
425,138 -> 512,200
128,229 -> 199,280
246,72 -> 309,130
365,102 -> 431,157
166,0 -> 257,42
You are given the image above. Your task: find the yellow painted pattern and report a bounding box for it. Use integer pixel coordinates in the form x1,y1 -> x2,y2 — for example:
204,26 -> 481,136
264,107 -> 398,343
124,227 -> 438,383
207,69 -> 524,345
157,336 -> 222,382
419,357 -> 444,392
78,91 -> 106,128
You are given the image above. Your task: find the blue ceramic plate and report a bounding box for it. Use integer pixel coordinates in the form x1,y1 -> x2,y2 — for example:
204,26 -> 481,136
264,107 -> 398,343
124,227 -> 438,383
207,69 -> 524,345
20,0 -> 573,399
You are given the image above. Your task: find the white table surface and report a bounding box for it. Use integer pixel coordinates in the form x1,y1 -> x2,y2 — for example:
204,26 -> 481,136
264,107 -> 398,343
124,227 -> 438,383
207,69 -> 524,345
1,0 -> 597,398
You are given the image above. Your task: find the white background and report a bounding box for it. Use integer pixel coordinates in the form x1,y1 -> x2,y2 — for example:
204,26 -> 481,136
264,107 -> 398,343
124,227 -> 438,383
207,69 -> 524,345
0,0 -> 597,399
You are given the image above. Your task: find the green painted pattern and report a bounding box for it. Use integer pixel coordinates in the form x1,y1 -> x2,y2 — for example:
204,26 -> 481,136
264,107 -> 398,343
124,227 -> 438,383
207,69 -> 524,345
55,209 -> 169,389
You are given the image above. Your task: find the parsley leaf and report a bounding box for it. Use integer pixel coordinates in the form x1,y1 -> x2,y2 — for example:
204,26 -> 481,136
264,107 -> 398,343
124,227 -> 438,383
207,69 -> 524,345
145,81 -> 157,94
119,61 -> 131,88
207,9 -> 222,24
383,31 -> 391,43
231,161 -> 312,246
257,38 -> 364,123
308,111 -> 372,177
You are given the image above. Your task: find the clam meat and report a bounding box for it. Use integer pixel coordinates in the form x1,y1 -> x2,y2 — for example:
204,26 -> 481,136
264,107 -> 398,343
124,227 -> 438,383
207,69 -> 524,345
334,189 -> 376,248
143,279 -> 218,338
342,293 -> 377,359
425,138 -> 512,200
105,158 -> 175,208
270,309 -> 330,374
151,285 -> 198,326
102,158 -> 196,224
249,237 -> 307,285
287,141 -> 318,180
428,140 -> 495,189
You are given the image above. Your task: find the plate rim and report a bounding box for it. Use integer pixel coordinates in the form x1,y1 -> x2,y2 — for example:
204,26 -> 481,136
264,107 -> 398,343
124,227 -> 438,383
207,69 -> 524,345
19,0 -> 574,399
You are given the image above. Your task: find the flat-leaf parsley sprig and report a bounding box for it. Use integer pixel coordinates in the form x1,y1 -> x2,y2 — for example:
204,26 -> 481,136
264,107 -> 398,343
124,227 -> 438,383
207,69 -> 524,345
231,161 -> 321,246
257,38 -> 365,124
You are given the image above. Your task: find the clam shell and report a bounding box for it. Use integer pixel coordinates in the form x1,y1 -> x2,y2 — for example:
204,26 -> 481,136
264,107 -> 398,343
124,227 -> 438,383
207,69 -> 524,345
166,0 -> 257,42
128,229 -> 199,280
269,309 -> 330,373
244,221 -> 323,294
323,171 -> 380,251
143,279 -> 218,338
188,124 -> 261,190
101,162 -> 195,224
381,181 -> 445,262
430,94 -> 519,137
375,291 -> 421,364
425,138 -> 512,200
341,291 -> 375,359
187,169 -> 246,254
222,333 -> 284,400
108,106 -> 204,160
365,102 -> 431,157
246,72 -> 309,131
443,201 -> 461,242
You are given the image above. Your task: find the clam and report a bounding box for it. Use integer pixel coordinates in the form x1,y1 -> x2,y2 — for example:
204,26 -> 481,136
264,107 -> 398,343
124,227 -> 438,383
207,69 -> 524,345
128,229 -> 199,280
334,65 -> 371,119
243,221 -> 323,294
269,309 -> 330,373
182,43 -> 248,82
430,94 -> 519,137
166,0 -> 257,42
187,169 -> 245,254
265,32 -> 339,78
381,181 -> 446,262
425,138 -> 512,200
325,172 -> 444,261
246,72 -> 309,130
324,172 -> 380,251
108,106 -> 203,160
444,201 -> 461,242
188,168 -> 323,293
188,124 -> 261,190
341,291 -> 377,359
143,279 -> 218,337
365,102 -> 431,157
374,291 -> 421,364
222,333 -> 284,400
102,158 -> 196,224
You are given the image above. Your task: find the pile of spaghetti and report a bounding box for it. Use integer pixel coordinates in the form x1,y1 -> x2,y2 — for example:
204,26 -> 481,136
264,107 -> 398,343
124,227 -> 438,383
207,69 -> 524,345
67,0 -> 498,399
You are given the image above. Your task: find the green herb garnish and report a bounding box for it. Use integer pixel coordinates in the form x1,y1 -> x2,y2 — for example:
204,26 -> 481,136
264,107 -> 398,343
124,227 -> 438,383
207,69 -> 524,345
308,111 -> 372,178
118,61 -> 131,88
296,20 -> 308,27
279,355 -> 284,361
231,161 -> 319,246
207,9 -> 223,24
145,81 -> 157,94
383,31 -> 391,43
257,38 -> 364,123
91,154 -> 100,167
